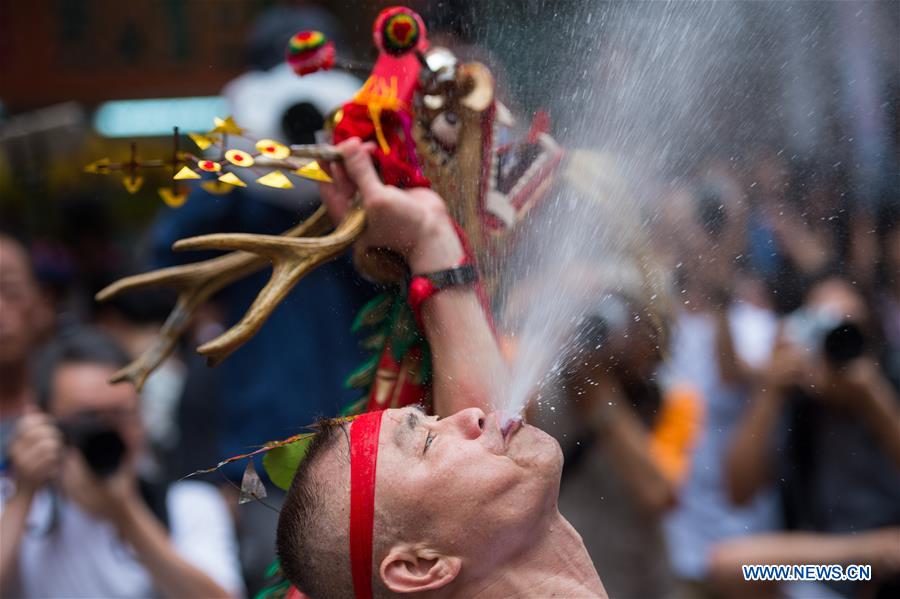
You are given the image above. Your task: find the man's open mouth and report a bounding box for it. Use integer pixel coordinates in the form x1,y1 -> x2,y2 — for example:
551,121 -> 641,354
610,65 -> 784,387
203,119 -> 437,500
501,415 -> 523,445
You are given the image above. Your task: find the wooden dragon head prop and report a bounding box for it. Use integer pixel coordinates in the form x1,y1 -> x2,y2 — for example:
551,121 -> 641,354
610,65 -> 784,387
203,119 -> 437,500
94,6 -> 564,390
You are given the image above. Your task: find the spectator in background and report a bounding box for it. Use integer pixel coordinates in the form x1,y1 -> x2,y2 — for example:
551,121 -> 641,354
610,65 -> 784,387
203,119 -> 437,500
742,151 -> 825,315
656,174 -> 785,596
0,233 -> 53,474
0,328 -> 242,598
768,167 -> 851,301
743,153 -> 857,316
551,287 -> 702,598
92,283 -> 188,484
742,151 -> 789,293
717,276 -> 900,597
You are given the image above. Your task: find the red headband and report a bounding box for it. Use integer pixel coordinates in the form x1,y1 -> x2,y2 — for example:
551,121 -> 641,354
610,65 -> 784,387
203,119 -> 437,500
349,410 -> 385,599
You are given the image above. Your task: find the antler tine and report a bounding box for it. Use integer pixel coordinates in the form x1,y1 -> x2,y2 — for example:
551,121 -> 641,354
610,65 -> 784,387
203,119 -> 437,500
96,206 -> 332,390
173,205 -> 367,366
108,299 -> 196,390
96,252 -> 247,302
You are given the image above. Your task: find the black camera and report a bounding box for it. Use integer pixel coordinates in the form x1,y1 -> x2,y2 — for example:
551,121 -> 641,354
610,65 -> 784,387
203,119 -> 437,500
58,414 -> 127,478
784,309 -> 867,367
822,321 -> 867,366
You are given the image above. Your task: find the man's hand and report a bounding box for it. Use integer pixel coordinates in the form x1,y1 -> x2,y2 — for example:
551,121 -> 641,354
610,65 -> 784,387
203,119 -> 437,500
320,137 -> 503,416
59,450 -> 140,526
3,413 -> 63,594
320,138 -> 464,274
764,341 -> 816,395
820,356 -> 900,468
820,357 -> 881,408
8,413 -> 63,494
56,453 -> 236,598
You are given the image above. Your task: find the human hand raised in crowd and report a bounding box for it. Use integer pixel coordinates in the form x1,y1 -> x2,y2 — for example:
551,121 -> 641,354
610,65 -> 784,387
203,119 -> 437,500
819,356 -> 900,468
8,412 -> 64,495
762,340 -> 877,403
762,340 -> 817,395
59,449 -> 140,527
319,137 -> 464,274
817,357 -> 881,409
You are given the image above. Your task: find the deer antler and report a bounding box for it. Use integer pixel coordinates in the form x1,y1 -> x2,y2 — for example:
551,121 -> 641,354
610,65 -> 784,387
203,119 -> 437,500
95,205 -> 332,390
95,143 -> 356,389
172,205 -> 367,366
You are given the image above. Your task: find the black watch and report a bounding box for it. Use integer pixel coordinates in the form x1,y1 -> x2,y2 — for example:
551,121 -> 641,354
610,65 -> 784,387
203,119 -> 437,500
418,264 -> 478,289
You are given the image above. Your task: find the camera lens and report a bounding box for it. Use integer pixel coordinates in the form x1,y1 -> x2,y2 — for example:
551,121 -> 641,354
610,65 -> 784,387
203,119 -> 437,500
60,416 -> 127,478
823,322 -> 866,366
79,429 -> 127,478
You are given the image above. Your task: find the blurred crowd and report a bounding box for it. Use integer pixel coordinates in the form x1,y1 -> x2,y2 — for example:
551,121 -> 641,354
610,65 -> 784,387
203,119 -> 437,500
527,142 -> 900,599
2,2 -> 899,599
634,148 -> 899,599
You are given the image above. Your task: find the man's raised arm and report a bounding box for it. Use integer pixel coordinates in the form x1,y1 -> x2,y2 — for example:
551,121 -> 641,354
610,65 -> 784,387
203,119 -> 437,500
321,138 -> 506,417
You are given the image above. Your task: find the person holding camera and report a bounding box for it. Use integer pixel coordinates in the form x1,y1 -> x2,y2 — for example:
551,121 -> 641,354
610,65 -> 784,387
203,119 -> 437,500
0,234 -> 52,473
0,328 -> 243,598
714,276 -> 900,596
553,289 -> 703,599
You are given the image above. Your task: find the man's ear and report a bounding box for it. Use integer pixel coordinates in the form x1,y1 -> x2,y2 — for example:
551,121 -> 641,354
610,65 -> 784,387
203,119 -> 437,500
380,544 -> 461,594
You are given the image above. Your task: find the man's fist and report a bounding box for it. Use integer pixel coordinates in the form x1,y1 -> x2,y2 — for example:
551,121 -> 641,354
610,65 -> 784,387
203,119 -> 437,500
764,342 -> 814,393
59,450 -> 139,526
319,138 -> 464,274
9,412 -> 63,493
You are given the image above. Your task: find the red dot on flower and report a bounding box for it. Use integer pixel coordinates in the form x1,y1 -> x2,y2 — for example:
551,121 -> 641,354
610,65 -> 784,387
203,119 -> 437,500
266,146 -> 275,153
234,154 -> 243,161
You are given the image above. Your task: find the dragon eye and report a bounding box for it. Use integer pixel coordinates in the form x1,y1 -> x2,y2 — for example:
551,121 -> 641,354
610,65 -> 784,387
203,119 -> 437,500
430,111 -> 460,150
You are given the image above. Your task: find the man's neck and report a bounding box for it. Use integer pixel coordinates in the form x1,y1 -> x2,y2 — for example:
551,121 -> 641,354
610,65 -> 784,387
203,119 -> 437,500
463,511 -> 607,598
0,362 -> 32,419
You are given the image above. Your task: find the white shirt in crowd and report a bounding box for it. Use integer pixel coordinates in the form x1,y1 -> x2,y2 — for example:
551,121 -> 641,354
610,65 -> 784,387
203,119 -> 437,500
0,479 -> 244,598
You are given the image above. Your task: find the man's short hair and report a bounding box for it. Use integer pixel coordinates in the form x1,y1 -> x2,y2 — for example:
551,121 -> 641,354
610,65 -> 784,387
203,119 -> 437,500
276,420 -> 355,598
33,327 -> 131,411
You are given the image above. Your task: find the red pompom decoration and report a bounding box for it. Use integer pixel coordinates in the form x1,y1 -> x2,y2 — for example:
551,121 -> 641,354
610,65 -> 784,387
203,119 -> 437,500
372,7 -> 426,56
286,30 -> 336,76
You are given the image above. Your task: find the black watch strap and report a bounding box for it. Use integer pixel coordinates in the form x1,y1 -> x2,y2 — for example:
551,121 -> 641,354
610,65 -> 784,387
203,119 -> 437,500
420,264 -> 478,290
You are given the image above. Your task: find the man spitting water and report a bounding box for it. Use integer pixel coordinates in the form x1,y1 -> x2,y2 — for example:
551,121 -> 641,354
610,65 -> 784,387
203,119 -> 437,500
275,139 -> 606,598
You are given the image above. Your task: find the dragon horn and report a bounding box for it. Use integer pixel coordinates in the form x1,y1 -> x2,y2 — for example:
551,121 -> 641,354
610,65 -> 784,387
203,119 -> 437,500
96,206 -> 332,389
172,205 -> 367,366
